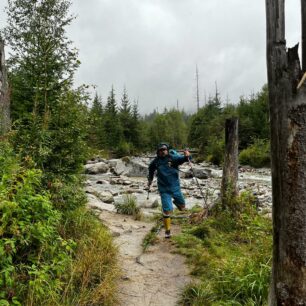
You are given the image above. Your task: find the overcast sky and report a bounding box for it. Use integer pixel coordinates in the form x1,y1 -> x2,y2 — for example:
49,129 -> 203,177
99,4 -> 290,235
0,0 -> 302,114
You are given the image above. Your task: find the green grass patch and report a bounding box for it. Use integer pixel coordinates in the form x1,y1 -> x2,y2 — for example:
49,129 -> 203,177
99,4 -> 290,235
114,194 -> 142,220
174,204 -> 272,306
59,207 -> 119,306
142,223 -> 162,252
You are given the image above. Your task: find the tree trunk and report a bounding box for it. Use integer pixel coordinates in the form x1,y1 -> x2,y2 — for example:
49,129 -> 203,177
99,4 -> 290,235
302,0 -> 306,72
266,0 -> 306,304
221,117 -> 239,208
0,39 -> 10,134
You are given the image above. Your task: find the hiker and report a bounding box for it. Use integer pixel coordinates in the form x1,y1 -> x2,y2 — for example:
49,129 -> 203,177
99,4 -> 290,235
147,143 -> 191,238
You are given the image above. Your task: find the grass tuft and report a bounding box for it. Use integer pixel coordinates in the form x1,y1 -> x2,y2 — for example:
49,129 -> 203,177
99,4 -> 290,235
142,223 -> 162,252
114,194 -> 142,220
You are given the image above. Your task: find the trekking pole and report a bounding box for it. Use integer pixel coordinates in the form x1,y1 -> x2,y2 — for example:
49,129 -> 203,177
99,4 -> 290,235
147,186 -> 151,200
186,154 -> 209,212
147,180 -> 152,200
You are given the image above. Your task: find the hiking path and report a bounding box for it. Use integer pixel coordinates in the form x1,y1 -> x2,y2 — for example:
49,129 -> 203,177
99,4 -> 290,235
98,210 -> 193,306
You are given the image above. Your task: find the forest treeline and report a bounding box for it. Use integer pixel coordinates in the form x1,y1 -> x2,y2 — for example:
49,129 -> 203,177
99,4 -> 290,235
88,84 -> 270,168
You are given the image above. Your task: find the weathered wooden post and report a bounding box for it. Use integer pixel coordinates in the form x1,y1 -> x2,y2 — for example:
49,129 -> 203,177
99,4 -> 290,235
266,0 -> 306,304
0,39 -> 10,134
221,117 -> 239,209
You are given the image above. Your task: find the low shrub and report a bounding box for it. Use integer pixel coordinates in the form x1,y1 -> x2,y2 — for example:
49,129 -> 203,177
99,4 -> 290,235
205,136 -> 224,166
239,139 -> 270,168
115,141 -> 134,158
0,142 -> 119,306
0,142 -> 74,305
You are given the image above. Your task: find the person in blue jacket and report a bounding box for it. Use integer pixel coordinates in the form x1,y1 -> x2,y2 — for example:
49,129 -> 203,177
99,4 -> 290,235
147,143 -> 191,238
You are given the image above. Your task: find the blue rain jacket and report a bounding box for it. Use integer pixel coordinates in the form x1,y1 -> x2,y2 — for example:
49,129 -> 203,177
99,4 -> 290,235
148,154 -> 190,193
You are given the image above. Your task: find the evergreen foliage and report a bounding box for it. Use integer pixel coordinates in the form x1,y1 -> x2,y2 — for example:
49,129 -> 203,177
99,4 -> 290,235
88,93 -> 104,148
187,86 -> 269,165
238,86 -> 270,150
3,0 -> 79,121
103,86 -> 122,149
147,108 -> 188,150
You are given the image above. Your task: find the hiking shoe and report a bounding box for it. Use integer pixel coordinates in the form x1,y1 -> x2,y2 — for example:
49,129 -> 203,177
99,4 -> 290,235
165,230 -> 171,239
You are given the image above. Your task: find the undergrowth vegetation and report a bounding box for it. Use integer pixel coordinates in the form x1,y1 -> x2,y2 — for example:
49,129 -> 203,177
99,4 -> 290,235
0,142 -> 118,305
175,195 -> 272,306
239,139 -> 270,168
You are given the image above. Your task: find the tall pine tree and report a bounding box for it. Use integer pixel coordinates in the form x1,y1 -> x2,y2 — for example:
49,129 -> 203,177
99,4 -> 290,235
3,0 -> 88,178
3,0 -> 79,121
119,87 -> 133,143
89,93 -> 104,148
103,86 -> 122,149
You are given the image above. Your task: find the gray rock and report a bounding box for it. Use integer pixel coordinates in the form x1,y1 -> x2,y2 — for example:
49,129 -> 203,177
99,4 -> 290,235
92,191 -> 114,203
192,167 -> 211,179
108,159 -> 128,176
96,180 -> 109,185
180,166 -> 211,179
85,162 -> 109,174
126,159 -> 148,177
86,193 -> 116,212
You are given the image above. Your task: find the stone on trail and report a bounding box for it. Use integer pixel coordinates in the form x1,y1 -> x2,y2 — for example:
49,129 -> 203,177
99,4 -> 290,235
86,193 -> 116,212
96,191 -> 114,203
85,161 -> 109,174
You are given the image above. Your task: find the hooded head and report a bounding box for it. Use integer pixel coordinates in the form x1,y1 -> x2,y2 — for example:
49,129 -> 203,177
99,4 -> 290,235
156,143 -> 169,157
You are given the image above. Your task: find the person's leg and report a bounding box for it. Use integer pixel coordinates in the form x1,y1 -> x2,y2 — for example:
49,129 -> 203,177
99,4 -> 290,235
160,192 -> 173,238
172,189 -> 186,211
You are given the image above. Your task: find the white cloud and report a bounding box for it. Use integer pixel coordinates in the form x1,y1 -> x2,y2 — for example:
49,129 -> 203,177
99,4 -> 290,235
0,0 -> 302,113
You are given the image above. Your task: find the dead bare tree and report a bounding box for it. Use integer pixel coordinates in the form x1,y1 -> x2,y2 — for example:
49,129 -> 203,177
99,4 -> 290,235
266,0 -> 306,304
0,39 -> 10,134
221,117 -> 239,209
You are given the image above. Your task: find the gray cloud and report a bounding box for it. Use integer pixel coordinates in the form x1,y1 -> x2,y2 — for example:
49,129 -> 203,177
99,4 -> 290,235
0,0 -> 302,113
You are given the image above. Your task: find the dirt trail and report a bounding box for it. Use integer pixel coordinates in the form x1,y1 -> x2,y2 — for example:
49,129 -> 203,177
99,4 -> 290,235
98,210 -> 192,306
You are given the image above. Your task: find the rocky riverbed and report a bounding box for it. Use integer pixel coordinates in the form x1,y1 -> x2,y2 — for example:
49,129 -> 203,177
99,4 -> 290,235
85,156 -> 272,217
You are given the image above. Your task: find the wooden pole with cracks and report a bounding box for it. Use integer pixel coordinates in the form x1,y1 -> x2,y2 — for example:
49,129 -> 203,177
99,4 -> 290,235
266,0 -> 306,304
221,117 -> 239,209
0,39 -> 10,134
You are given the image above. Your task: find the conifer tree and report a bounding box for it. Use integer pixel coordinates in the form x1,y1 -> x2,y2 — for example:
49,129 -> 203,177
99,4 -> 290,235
89,93 -> 104,148
119,87 -> 133,143
130,100 -> 141,149
103,86 -> 122,149
3,0 -> 79,121
3,0 -> 88,178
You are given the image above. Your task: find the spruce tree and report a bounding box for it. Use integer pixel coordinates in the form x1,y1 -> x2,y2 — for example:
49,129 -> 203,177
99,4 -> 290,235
3,0 -> 88,178
130,101 -> 141,149
103,86 -> 122,149
119,87 -> 133,143
89,93 -> 104,148
3,0 -> 79,121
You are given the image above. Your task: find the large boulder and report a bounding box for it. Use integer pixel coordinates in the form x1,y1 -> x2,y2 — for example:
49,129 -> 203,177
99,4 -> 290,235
108,159 -> 128,176
126,158 -> 148,177
85,162 -> 109,174
181,166 -> 212,179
